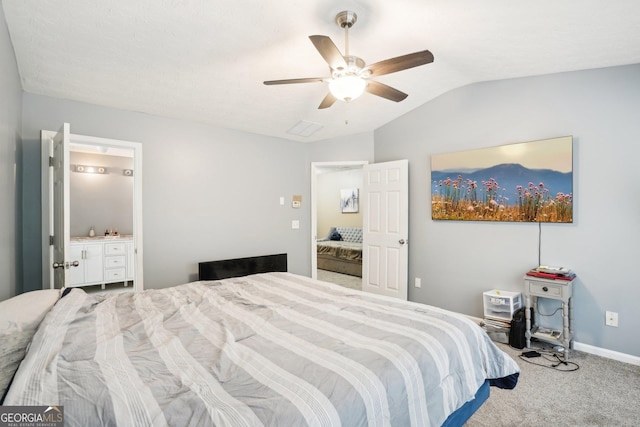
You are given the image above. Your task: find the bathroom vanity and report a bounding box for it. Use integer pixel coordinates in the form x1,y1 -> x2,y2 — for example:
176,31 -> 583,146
68,236 -> 135,289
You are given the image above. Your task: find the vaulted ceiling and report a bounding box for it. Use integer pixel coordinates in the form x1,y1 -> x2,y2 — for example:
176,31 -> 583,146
3,0 -> 640,142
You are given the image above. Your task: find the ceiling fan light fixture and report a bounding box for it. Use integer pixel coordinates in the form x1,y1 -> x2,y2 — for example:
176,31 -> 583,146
263,10 -> 434,109
329,75 -> 366,102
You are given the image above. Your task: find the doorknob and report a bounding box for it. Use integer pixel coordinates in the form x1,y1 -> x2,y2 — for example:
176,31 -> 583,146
399,239 -> 407,245
52,262 -> 64,269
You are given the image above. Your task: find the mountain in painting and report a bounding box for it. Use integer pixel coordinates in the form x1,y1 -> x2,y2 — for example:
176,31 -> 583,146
431,163 -> 572,206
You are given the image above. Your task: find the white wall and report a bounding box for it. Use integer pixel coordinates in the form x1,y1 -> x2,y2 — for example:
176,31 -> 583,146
0,7 -> 22,300
374,64 -> 640,357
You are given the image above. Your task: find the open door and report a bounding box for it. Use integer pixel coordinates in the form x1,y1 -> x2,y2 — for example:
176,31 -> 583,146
44,124 -> 144,292
51,123 -> 77,288
362,160 -> 409,300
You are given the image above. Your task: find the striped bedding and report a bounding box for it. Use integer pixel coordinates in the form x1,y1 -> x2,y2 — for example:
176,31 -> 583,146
4,272 -> 519,426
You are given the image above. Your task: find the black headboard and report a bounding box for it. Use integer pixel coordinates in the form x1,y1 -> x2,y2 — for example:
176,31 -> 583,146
198,253 -> 288,281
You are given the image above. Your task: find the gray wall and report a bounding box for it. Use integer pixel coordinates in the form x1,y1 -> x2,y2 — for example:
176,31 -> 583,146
374,64 -> 640,357
20,94 -> 315,291
0,7 -> 22,300
307,132 -> 375,163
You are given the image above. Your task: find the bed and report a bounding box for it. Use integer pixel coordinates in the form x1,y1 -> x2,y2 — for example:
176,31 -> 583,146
2,254 -> 519,426
317,226 -> 363,277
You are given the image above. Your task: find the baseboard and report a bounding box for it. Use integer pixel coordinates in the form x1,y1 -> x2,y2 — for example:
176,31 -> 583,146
573,341 -> 640,366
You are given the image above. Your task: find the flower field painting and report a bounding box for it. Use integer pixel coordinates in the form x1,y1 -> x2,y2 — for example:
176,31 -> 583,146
431,136 -> 573,223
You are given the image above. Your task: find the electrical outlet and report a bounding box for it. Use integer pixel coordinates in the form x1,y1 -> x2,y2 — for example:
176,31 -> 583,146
605,311 -> 618,327
415,277 -> 421,288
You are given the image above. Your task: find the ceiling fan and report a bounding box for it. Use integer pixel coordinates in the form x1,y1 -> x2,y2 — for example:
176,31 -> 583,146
263,10 -> 434,109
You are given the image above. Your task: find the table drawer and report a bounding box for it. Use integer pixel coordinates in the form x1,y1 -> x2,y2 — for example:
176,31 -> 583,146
105,268 -> 126,282
528,281 -> 564,298
105,243 -> 126,255
105,255 -> 126,268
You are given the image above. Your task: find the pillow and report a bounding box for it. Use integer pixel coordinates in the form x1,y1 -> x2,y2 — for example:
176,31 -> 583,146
0,289 -> 61,400
329,231 -> 343,241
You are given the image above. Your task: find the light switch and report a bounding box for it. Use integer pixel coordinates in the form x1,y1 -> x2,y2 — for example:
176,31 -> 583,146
291,220 -> 300,229
279,197 -> 285,206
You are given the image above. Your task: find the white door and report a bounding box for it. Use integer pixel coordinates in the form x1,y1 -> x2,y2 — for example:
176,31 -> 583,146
51,123 -> 79,288
362,160 -> 409,300
67,244 -> 84,286
44,126 -> 144,292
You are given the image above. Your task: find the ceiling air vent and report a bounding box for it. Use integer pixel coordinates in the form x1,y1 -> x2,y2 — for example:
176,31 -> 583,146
287,120 -> 323,137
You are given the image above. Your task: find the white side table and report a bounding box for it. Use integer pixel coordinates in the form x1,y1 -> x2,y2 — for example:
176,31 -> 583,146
523,275 -> 575,359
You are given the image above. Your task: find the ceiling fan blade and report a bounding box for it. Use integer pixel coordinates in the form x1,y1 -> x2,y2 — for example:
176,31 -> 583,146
309,35 -> 347,71
263,77 -> 325,85
318,92 -> 337,109
365,80 -> 408,102
367,50 -> 434,77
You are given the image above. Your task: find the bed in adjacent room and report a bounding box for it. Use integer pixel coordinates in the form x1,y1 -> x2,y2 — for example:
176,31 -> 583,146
317,226 -> 363,277
2,254 -> 519,426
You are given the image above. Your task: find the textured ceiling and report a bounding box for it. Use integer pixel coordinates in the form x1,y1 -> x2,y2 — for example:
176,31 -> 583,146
3,0 -> 640,142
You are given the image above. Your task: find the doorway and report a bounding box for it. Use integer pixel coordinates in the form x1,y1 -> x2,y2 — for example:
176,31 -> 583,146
311,161 -> 367,289
311,159 -> 410,299
41,125 -> 143,293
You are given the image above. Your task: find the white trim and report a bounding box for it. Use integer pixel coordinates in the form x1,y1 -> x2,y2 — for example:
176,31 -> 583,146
573,341 -> 640,366
41,130 -> 56,289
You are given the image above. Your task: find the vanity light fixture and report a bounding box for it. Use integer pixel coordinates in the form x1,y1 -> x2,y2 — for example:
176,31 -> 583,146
73,164 -> 107,174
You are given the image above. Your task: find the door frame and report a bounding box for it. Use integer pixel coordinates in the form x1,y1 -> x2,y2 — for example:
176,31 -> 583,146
310,161 -> 368,279
41,129 -> 144,291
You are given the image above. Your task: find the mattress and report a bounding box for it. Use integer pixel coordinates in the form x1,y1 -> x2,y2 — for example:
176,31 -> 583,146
4,272 -> 519,426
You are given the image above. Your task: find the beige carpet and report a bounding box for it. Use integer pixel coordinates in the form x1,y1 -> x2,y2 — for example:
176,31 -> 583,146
316,269 -> 362,291
466,341 -> 640,426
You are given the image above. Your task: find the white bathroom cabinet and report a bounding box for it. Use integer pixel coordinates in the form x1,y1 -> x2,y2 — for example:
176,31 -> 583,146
68,237 -> 134,289
68,242 -> 104,286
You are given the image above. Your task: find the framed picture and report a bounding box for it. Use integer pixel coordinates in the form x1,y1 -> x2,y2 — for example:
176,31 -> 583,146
340,188 -> 359,213
431,136 -> 573,223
